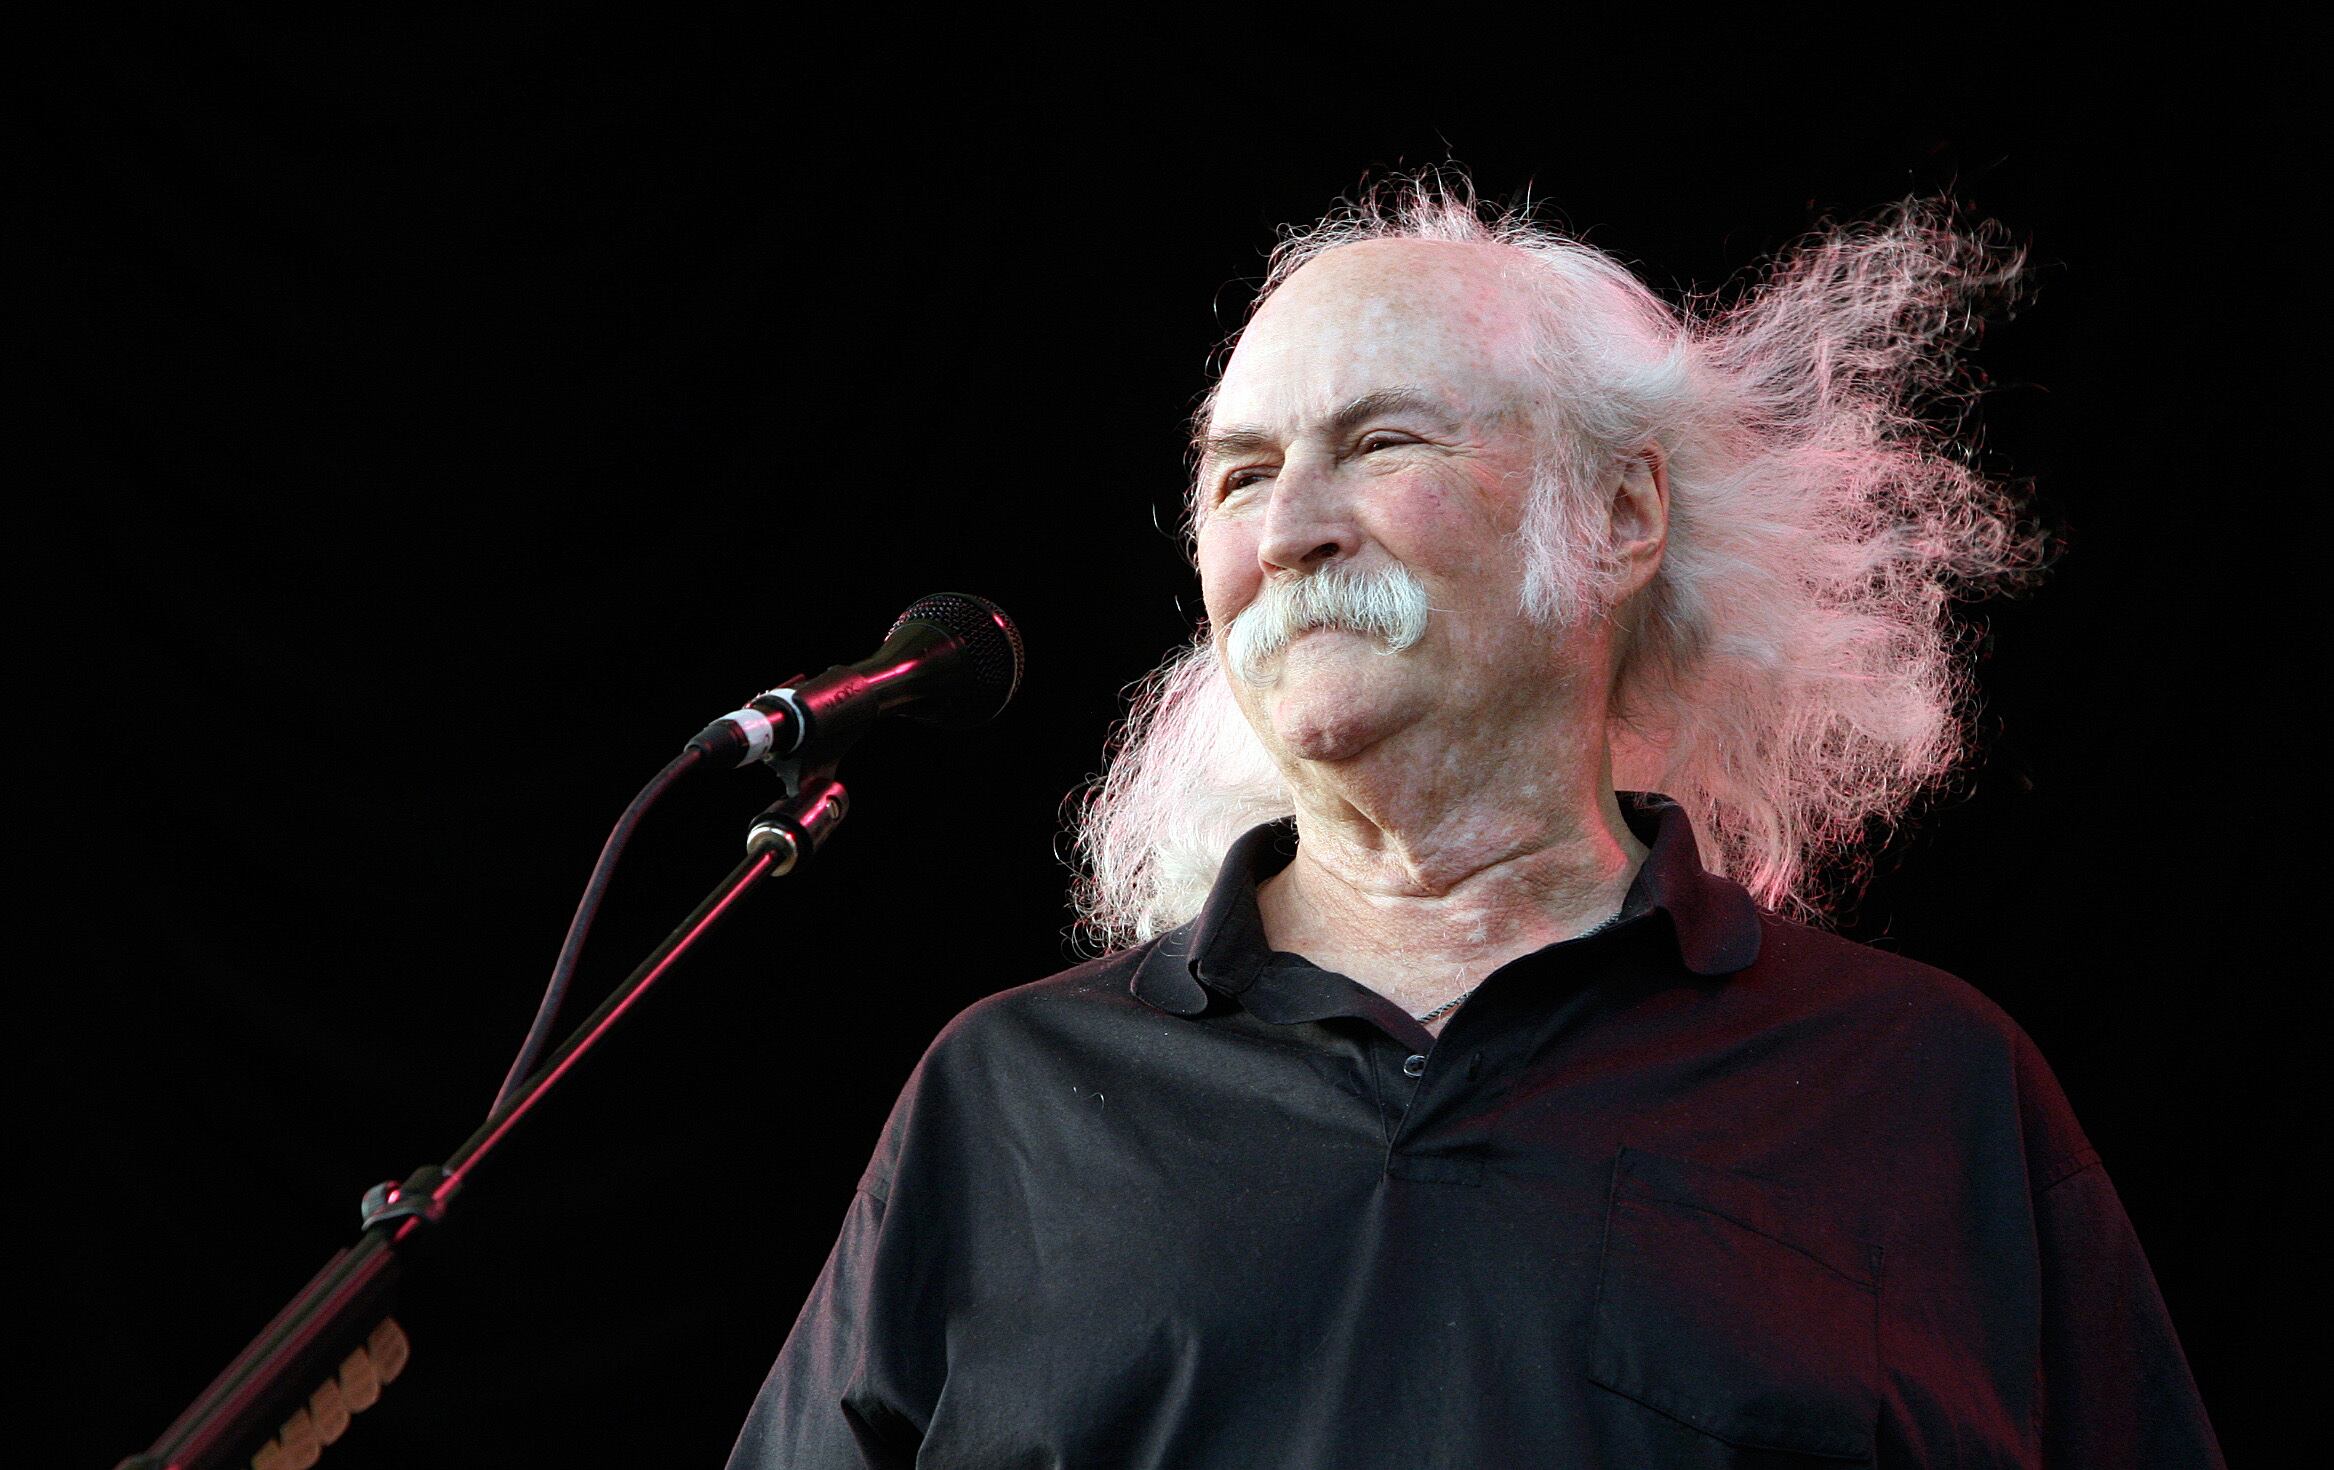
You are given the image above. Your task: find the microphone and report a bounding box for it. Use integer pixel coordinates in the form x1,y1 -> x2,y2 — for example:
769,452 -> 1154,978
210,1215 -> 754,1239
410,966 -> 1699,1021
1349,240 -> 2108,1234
688,593 -> 1024,771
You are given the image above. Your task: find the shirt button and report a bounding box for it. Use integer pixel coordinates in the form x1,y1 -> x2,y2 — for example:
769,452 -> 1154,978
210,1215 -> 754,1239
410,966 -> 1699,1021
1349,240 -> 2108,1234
1402,1054 -> 1427,1077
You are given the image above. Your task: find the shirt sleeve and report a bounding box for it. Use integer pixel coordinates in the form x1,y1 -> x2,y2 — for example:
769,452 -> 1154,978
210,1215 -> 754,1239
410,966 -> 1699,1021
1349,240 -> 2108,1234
2016,1034 -> 2225,1468
725,1187 -> 925,1470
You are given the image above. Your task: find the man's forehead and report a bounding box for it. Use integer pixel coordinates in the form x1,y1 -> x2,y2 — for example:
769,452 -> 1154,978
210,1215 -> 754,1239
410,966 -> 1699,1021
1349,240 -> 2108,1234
1208,240 -> 1536,436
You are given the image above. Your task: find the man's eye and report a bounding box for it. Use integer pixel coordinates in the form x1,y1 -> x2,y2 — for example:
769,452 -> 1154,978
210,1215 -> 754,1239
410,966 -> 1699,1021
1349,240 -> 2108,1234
1359,432 -> 1410,453
1221,469 -> 1270,497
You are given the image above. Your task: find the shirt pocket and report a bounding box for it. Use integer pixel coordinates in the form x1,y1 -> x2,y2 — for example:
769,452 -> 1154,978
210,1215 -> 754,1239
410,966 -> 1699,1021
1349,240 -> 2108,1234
1588,1146 -> 1880,1462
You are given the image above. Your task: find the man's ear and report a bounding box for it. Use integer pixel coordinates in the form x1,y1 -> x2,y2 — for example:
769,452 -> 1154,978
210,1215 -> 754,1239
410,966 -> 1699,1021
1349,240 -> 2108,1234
1609,445 -> 1670,595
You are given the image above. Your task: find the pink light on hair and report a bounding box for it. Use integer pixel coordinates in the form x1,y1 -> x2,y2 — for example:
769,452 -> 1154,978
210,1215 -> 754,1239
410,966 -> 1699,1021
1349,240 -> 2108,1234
1070,171 -> 2047,948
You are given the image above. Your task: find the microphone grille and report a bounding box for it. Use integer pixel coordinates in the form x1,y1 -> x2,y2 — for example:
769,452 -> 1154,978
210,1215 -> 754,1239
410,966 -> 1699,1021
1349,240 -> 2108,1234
888,592 -> 1025,723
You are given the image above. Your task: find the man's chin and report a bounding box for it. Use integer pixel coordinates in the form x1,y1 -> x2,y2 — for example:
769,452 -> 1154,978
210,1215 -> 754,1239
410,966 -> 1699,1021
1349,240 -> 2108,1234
1271,705 -> 1392,764
1259,674 -> 1414,765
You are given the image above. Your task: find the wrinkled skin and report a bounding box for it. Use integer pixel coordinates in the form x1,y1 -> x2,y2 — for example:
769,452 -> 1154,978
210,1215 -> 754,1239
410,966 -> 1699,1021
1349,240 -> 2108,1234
1194,239 -> 1670,1031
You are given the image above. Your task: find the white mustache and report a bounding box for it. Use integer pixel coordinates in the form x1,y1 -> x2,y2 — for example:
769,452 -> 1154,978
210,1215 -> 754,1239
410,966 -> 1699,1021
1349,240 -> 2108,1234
1225,562 -> 1432,687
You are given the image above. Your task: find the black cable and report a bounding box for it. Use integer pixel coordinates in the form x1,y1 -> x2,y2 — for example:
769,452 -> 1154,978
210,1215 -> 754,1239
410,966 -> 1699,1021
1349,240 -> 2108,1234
487,744 -> 706,1117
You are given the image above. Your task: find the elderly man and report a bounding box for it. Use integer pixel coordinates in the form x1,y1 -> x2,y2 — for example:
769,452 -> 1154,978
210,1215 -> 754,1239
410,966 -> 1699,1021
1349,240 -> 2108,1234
730,183 -> 2224,1467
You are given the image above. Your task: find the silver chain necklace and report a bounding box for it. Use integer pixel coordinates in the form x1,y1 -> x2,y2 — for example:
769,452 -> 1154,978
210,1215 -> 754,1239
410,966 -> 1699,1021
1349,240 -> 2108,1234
1410,907 -> 1631,1024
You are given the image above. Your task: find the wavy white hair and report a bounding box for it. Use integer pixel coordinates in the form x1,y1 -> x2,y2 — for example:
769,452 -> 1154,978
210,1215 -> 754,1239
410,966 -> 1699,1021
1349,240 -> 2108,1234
1070,173 -> 2046,949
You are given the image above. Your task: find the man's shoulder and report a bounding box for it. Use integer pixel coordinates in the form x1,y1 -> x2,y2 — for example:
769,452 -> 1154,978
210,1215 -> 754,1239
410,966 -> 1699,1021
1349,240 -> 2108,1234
915,938 -> 1172,1070
1743,911 -> 2037,1064
854,942 -> 1178,1192
1747,913 -> 2100,1192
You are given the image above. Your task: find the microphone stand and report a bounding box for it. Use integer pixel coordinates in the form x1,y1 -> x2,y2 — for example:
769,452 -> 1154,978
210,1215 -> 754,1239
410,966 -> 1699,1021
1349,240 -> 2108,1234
120,773 -> 852,1470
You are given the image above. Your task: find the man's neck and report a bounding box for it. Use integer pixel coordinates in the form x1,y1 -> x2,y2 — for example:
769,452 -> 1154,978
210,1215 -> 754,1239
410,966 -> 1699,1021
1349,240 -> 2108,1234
1256,750 -> 1648,1024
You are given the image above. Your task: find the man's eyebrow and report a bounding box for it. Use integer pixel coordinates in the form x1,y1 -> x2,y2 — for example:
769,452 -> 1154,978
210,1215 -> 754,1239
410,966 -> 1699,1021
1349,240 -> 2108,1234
1193,387 -> 1466,463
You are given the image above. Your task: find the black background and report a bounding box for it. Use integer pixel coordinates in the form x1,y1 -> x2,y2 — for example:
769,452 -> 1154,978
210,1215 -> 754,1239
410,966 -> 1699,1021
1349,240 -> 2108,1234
33,22 -> 2301,1467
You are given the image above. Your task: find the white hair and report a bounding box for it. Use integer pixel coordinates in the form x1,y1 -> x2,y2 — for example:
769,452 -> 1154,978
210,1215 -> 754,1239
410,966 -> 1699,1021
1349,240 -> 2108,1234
1070,172 -> 2046,949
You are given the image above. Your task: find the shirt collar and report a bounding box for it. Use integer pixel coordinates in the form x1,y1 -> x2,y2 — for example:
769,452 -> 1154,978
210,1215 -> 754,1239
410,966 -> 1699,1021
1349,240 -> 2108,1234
1129,791 -> 1762,1018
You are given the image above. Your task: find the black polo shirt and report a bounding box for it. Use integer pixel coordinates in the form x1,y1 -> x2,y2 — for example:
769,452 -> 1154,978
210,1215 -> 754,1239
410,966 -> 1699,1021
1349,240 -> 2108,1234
731,793 -> 2223,1468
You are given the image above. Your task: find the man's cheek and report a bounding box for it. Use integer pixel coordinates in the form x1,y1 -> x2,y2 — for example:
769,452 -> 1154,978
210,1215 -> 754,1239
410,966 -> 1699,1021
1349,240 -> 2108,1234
1197,549 -> 1257,621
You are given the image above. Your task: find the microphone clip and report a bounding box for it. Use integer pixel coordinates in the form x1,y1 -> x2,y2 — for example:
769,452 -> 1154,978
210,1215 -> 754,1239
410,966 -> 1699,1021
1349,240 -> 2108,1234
746,770 -> 850,878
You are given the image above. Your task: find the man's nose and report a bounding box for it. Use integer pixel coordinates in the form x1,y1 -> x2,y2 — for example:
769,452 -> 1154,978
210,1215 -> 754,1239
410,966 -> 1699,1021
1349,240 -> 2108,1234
1255,462 -> 1358,574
